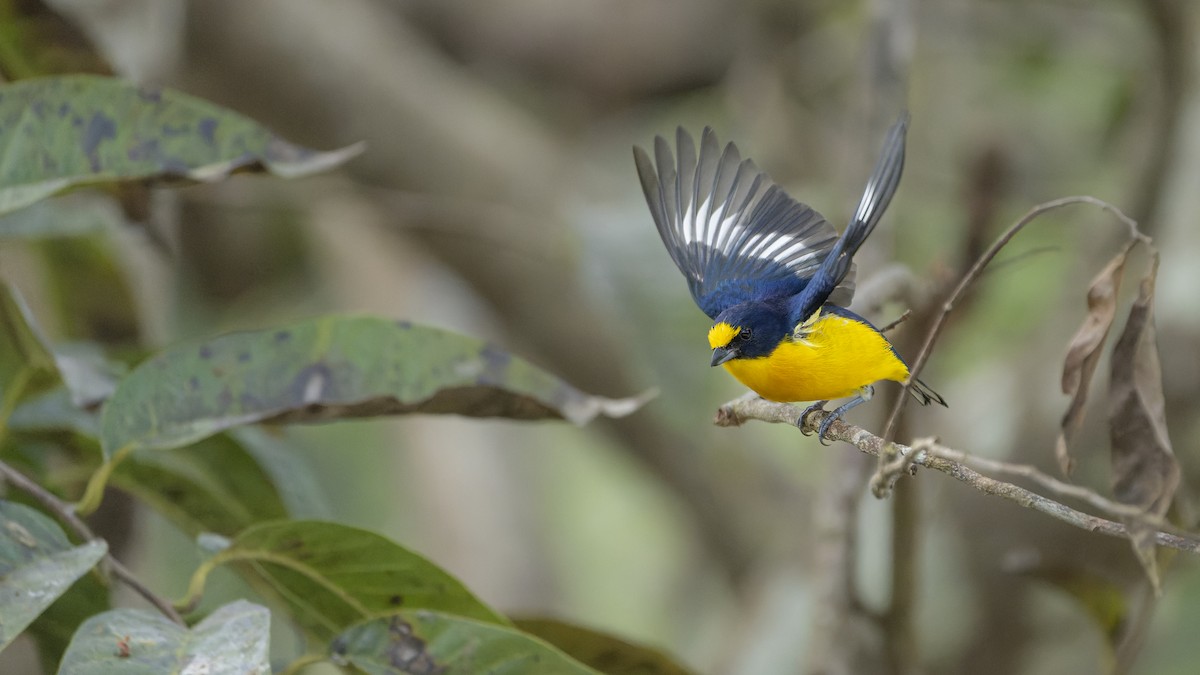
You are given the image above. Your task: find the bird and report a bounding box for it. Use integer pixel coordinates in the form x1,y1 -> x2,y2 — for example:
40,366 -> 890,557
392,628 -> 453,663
633,115 -> 946,441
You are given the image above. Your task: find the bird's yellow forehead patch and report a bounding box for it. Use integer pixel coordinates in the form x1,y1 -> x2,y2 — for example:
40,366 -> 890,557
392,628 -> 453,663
708,322 -> 740,349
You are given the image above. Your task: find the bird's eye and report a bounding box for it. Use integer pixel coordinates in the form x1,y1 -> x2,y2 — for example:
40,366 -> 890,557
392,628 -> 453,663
739,328 -> 752,341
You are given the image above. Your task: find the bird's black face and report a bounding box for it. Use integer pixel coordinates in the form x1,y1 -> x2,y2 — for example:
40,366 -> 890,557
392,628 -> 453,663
707,303 -> 790,366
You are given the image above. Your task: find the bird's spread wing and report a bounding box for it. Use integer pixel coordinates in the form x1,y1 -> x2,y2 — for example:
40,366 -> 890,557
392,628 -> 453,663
634,127 -> 854,319
785,114 -> 908,327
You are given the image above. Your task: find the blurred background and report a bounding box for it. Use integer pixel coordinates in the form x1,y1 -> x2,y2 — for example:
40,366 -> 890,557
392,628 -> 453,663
4,0 -> 1200,673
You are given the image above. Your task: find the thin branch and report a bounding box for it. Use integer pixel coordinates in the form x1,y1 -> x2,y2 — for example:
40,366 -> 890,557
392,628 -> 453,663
878,309 -> 912,334
878,196 -> 1147,455
926,445 -> 1179,532
0,460 -> 185,625
714,398 -> 1200,554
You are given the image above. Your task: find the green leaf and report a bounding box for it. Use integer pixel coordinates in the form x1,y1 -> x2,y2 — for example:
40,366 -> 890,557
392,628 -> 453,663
0,195 -> 120,240
230,427 -> 332,520
106,428 -> 331,537
9,387 -> 98,438
52,343 -> 126,409
0,0 -> 111,80
0,74 -> 362,217
514,618 -> 695,675
56,600 -> 269,675
182,520 -> 505,642
0,501 -> 107,652
109,435 -> 291,537
39,235 -> 141,344
0,281 -> 61,422
28,572 -> 111,670
332,612 -> 602,675
100,316 -> 648,458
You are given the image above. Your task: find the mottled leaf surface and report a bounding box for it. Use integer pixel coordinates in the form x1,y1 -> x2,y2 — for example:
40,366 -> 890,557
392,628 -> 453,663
0,501 -> 107,651
1055,242 -> 1132,475
0,74 -> 362,217
514,618 -> 695,675
1108,254 -> 1178,593
56,600 -> 269,675
183,520 -> 505,642
332,612 -> 601,675
101,316 -> 647,457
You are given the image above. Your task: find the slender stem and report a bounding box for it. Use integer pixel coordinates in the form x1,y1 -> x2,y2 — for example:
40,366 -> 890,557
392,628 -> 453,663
879,309 -> 912,334
0,460 -> 185,625
929,445 -> 1179,533
714,398 -> 1200,554
280,653 -> 327,675
879,196 -> 1146,444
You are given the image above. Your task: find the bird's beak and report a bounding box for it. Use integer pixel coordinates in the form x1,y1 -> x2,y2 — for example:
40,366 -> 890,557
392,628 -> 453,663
710,346 -> 737,367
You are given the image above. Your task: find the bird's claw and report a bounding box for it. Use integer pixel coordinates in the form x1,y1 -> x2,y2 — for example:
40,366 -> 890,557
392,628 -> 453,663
816,413 -> 839,445
797,401 -> 828,438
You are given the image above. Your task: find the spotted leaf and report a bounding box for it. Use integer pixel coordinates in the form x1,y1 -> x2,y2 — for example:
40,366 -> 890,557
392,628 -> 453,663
331,612 -> 600,675
0,75 -> 361,217
99,315 -> 648,459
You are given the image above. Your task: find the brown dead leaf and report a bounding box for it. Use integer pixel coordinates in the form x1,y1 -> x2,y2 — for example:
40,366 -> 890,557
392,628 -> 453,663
1108,251 -> 1178,594
1056,240 -> 1136,475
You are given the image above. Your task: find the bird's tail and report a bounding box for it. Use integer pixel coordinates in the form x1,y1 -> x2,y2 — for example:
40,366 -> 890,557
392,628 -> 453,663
907,377 -> 947,407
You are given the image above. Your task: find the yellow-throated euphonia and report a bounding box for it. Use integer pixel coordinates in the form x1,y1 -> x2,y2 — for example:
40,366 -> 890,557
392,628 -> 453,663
633,115 -> 945,440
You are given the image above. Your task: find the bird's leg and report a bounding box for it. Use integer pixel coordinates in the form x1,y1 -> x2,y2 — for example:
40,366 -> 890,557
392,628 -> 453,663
816,386 -> 874,444
798,400 -> 828,435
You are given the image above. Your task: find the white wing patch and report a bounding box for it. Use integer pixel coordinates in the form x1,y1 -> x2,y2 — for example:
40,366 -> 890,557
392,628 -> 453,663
634,127 -> 855,317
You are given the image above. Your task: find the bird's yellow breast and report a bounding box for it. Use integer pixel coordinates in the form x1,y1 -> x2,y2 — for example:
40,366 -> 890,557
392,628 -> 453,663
722,313 -> 909,402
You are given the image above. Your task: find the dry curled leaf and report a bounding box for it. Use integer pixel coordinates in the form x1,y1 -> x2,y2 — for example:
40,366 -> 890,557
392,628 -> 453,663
1108,252 -> 1178,594
1055,240 -> 1135,475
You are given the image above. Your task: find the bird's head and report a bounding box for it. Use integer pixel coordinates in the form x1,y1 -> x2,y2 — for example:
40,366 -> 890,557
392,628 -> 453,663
707,303 -> 790,366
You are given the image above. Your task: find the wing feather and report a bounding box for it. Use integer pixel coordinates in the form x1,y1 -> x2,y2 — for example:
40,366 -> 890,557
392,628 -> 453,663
786,114 -> 907,326
634,127 -> 851,319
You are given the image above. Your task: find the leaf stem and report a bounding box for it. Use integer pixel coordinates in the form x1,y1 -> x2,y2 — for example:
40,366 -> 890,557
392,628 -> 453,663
75,449 -> 126,516
280,653 -> 327,675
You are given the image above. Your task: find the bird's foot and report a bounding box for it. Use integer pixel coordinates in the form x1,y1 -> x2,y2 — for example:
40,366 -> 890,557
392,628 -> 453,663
816,410 -> 840,446
814,393 -> 870,445
798,401 -> 828,439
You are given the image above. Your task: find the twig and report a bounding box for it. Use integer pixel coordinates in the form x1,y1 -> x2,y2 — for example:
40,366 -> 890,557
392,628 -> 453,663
878,196 -> 1147,450
878,309 -> 912,334
0,460 -> 185,625
926,445 -> 1179,532
713,398 -> 1200,554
